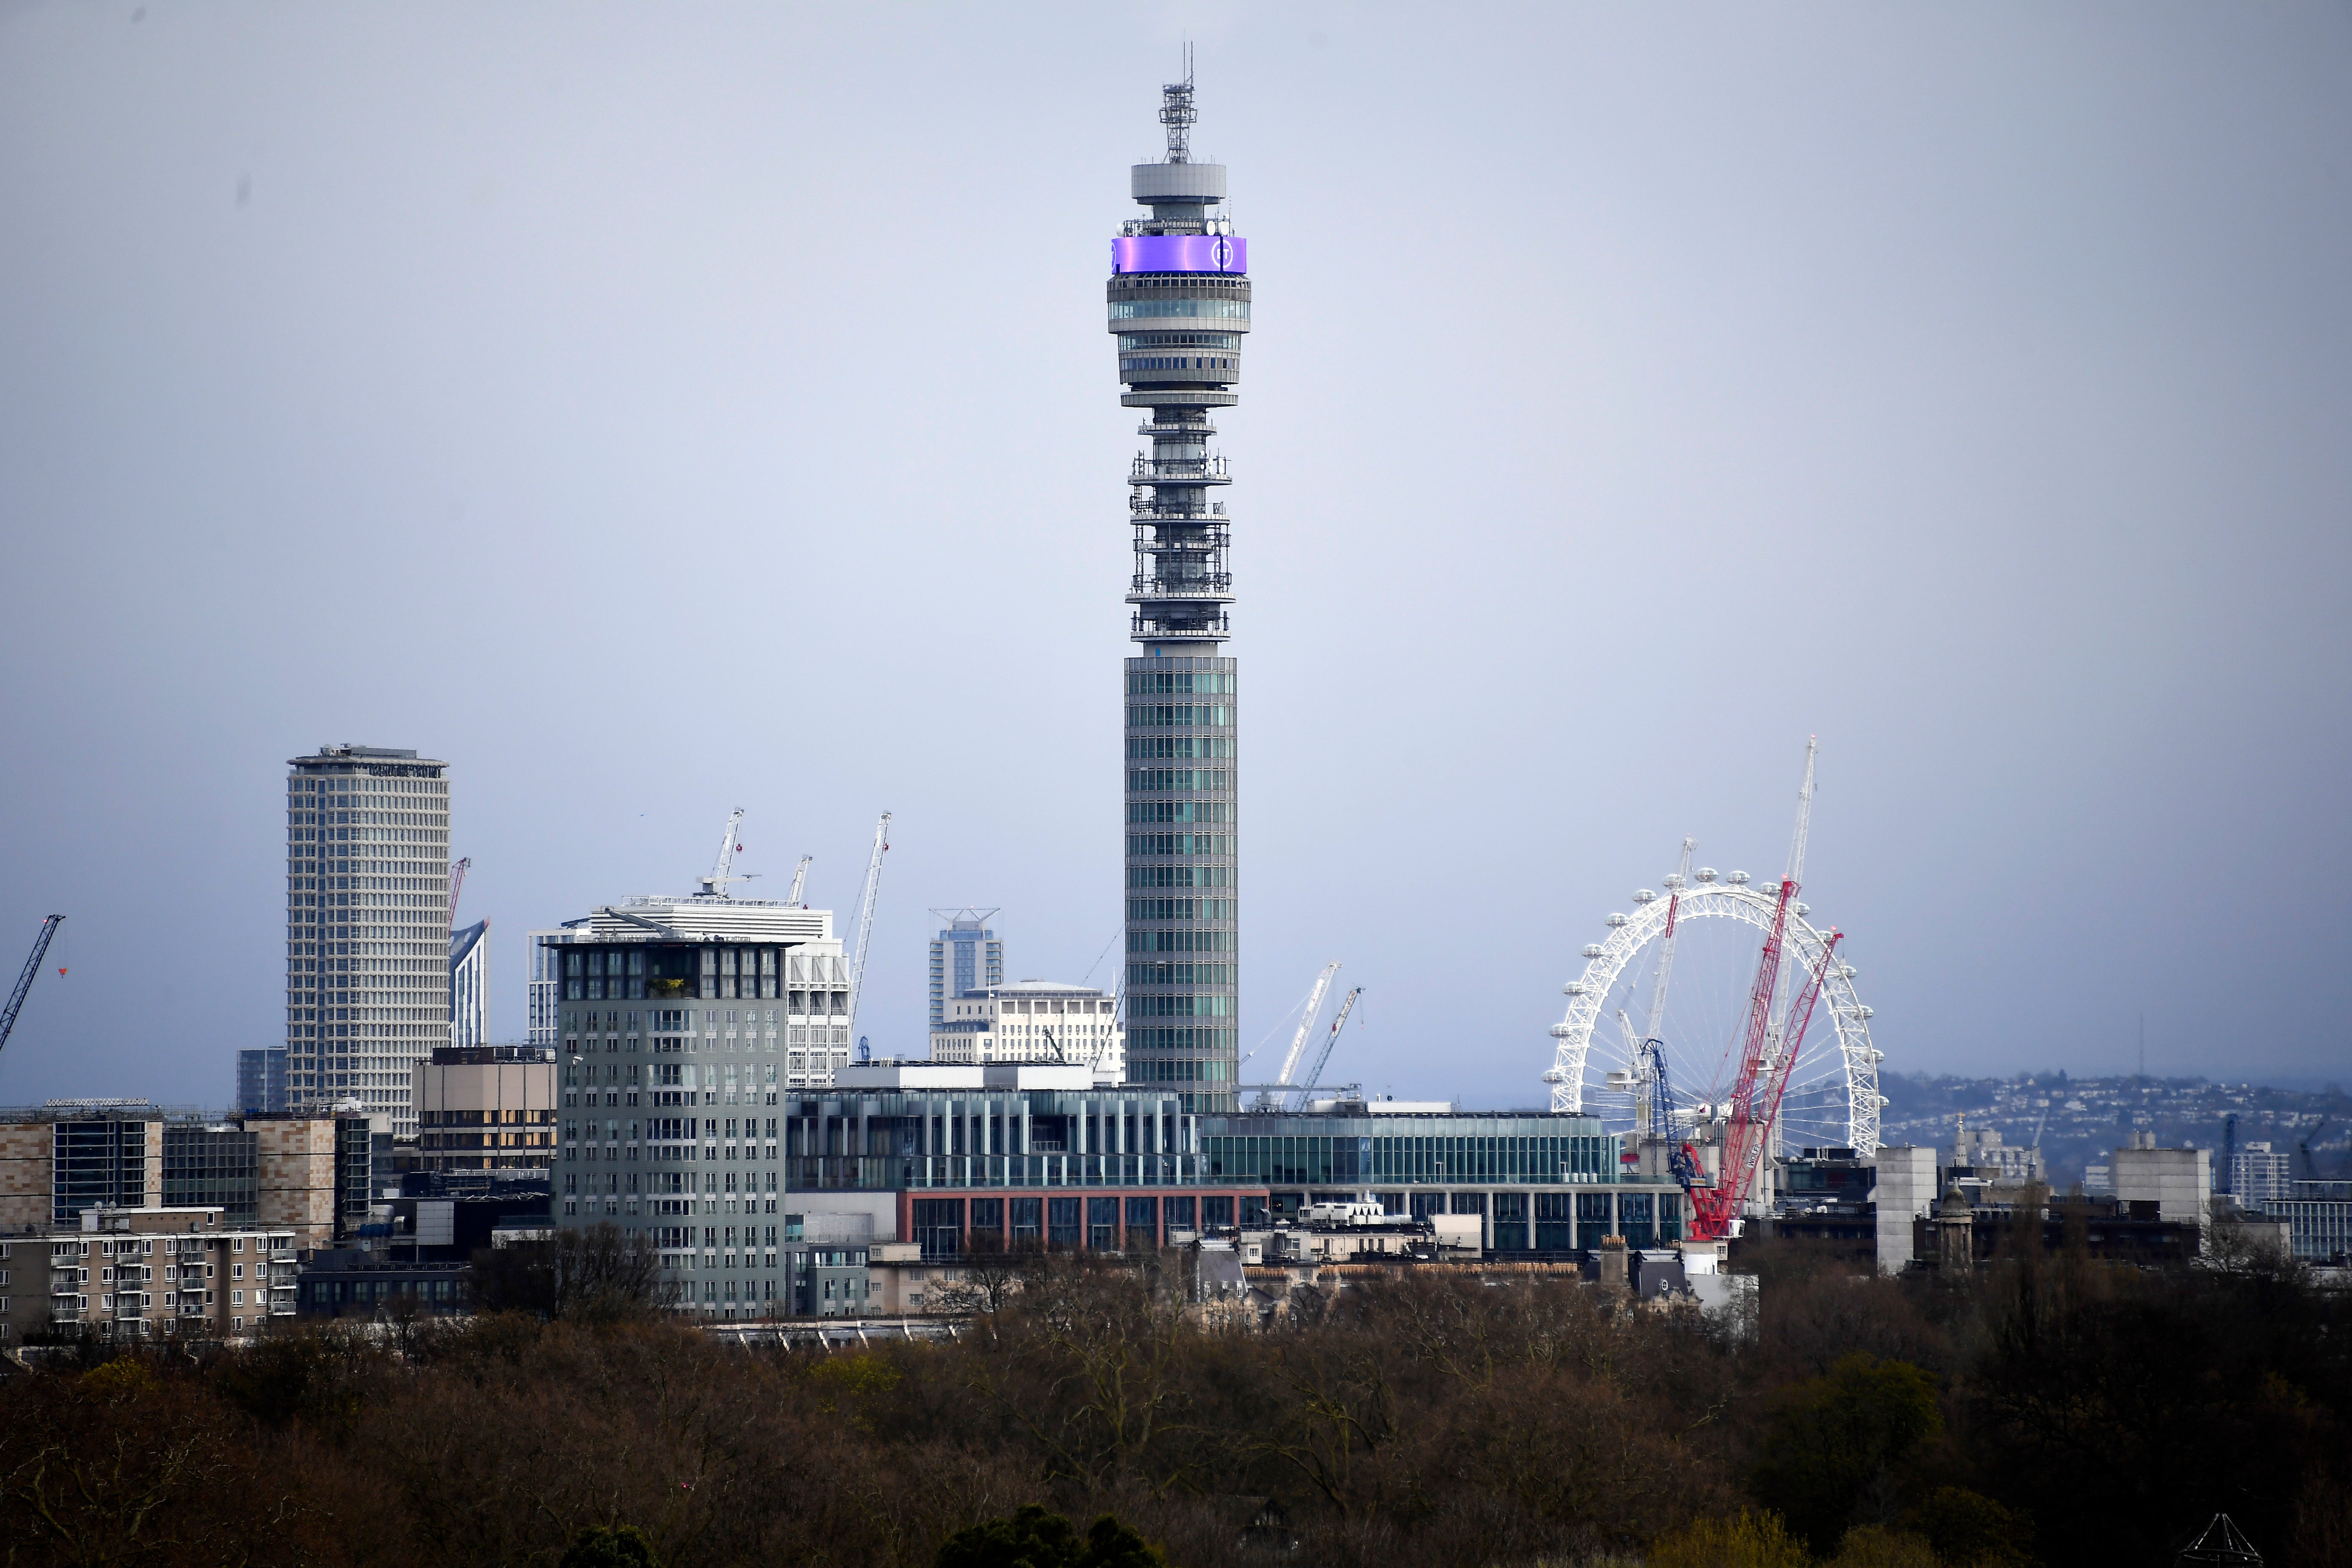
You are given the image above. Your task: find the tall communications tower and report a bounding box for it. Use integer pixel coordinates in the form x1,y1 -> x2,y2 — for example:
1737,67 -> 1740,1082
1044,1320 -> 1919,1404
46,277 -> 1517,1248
1113,61 -> 1248,1112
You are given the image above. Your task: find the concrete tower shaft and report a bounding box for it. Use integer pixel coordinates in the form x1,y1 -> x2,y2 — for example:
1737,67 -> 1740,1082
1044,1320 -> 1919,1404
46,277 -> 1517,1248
1113,73 -> 1247,1112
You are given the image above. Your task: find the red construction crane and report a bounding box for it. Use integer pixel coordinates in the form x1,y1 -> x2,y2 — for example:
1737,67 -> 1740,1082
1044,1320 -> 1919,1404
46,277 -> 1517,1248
448,857 -> 472,931
1689,740 -> 1840,1241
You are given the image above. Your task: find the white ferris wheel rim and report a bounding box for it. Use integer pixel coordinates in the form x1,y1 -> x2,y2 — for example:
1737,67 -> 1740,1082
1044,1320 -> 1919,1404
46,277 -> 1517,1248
1544,883 -> 1884,1154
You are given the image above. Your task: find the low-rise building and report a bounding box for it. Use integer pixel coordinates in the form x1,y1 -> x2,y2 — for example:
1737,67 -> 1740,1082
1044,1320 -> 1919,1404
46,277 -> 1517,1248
296,1248 -> 472,1319
2263,1178 -> 2352,1264
0,1102 -> 369,1250
1913,1194 -> 2202,1269
0,1204 -> 297,1343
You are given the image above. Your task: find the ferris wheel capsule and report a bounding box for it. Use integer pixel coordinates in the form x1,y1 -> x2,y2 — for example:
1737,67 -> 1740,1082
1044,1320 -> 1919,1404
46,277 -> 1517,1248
1564,982 -> 1587,996
1582,944 -> 1605,959
1606,913 -> 1628,927
1633,889 -> 1657,904
1695,867 -> 1718,882
1542,1066 -> 1568,1083
1727,871 -> 1750,885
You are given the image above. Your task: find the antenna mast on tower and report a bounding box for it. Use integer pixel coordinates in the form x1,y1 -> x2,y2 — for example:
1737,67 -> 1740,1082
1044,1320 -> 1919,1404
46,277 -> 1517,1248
1160,45 -> 1196,161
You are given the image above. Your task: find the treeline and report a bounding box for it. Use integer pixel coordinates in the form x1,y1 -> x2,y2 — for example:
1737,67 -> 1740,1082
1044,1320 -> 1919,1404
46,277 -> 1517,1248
0,1237 -> 2346,1567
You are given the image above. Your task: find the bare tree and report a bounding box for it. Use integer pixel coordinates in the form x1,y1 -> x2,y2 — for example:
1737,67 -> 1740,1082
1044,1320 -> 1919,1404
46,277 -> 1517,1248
469,1222 -> 677,1322
927,1233 -> 1040,1318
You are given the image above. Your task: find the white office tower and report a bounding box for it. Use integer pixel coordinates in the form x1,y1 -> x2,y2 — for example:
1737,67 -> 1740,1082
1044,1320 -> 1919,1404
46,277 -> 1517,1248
929,981 -> 1125,1079
283,744 -> 451,1134
2231,1141 -> 2294,1205
449,919 -> 490,1049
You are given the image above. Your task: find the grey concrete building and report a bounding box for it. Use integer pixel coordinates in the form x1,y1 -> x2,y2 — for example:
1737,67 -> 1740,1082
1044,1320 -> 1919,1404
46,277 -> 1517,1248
284,744 -> 451,1132
1113,71 -> 1249,1111
2112,1132 -> 2211,1228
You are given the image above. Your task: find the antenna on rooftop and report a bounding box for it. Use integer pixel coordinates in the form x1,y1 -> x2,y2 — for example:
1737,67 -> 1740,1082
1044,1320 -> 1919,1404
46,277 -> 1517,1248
1160,45 -> 1196,163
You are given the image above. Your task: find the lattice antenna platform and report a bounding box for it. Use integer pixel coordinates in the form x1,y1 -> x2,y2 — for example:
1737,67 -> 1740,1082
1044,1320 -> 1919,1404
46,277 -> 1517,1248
1160,46 -> 1197,162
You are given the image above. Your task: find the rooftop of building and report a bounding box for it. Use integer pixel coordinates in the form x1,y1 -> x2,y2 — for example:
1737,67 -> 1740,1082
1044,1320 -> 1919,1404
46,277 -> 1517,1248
449,919 -> 489,964
580,898 -> 836,945
427,1045 -> 555,1066
288,743 -> 445,765
836,1062 -> 1108,1092
957,980 -> 1112,998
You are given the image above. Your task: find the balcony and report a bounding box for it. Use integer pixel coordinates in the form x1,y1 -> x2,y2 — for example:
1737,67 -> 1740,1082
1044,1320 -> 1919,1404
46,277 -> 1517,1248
1129,614 -> 1230,641
1129,578 -> 1234,600
1129,457 -> 1230,485
1129,494 -> 1227,519
1130,527 -> 1228,555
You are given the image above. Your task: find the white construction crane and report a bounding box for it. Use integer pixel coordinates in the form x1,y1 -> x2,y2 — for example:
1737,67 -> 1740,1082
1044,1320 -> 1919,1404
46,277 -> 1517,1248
846,811 -> 891,1036
1260,962 -> 1341,1109
696,808 -> 753,898
786,855 -> 812,907
1298,986 -> 1363,1108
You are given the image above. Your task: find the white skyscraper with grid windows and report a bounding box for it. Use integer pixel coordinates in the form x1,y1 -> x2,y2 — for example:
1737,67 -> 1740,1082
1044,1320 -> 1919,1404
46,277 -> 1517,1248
283,744 -> 450,1135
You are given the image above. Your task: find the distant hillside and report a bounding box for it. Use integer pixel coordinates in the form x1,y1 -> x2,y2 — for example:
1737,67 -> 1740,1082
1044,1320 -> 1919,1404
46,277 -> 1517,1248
1878,1070 -> 2352,1189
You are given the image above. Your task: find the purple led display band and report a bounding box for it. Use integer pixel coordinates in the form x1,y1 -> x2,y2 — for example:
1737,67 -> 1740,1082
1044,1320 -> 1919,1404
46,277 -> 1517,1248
1110,235 -> 1248,275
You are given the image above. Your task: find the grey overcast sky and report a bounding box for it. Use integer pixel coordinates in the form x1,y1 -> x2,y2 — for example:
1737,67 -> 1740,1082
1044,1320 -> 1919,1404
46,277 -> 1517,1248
2,3 -> 2347,1110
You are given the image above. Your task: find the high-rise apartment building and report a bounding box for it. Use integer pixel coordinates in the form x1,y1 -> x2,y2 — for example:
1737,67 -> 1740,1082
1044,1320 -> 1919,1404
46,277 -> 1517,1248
283,744 -> 450,1134
449,919 -> 489,1050
926,910 -> 1003,1026
1113,71 -> 1247,1111
2230,1141 -> 2294,1205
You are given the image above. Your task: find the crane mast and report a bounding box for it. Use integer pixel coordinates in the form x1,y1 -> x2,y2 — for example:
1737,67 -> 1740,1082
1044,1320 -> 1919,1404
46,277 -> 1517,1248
1264,962 -> 1340,1106
0,915 -> 65,1062
697,808 -> 750,898
1691,739 -> 1826,1241
1298,986 -> 1364,1109
846,812 -> 891,1037
787,855 -> 812,907
447,857 -> 471,931
1643,837 -> 1697,1050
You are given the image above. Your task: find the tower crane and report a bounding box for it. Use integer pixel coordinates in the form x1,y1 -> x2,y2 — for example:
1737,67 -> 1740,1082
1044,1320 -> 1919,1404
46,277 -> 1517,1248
846,812 -> 891,1037
787,855 -> 812,907
447,857 -> 472,931
1260,963 -> 1340,1109
1298,986 -> 1364,1110
1691,738 -> 1839,1241
696,809 -> 754,898
1644,836 -> 1698,1063
1,915 -> 65,1062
